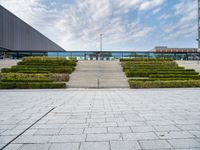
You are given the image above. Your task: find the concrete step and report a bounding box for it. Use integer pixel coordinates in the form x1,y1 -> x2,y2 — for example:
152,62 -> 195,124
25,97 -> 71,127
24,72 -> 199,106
67,60 -> 129,88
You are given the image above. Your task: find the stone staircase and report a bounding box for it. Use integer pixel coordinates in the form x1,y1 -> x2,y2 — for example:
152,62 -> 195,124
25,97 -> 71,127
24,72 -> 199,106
67,61 -> 129,88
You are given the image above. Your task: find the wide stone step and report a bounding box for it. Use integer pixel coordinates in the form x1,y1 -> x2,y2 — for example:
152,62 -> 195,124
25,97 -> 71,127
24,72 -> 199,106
67,60 -> 129,88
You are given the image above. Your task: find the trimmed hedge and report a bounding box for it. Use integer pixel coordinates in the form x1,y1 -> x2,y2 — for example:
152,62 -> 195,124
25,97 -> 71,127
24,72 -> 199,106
18,61 -> 76,66
123,67 -> 185,72
125,71 -> 199,77
128,80 -> 200,88
129,78 -> 200,81
20,56 -> 77,66
13,65 -> 74,69
1,68 -> 73,74
120,58 -> 174,62
0,73 -> 69,82
0,82 -> 66,89
1,79 -> 53,82
149,74 -> 200,79
121,61 -> 177,65
11,66 -> 75,72
0,73 -> 53,80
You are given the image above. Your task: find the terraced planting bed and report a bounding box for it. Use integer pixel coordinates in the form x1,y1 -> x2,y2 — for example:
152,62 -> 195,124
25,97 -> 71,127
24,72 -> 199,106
0,57 -> 77,89
121,58 -> 200,88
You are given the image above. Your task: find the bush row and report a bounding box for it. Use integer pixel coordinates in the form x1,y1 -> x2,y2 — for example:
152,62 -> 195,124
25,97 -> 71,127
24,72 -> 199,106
123,67 -> 185,71
11,66 -> 75,72
0,73 -> 69,82
128,80 -> 200,88
1,68 -> 73,74
22,56 -> 77,62
13,65 -> 73,69
122,64 -> 178,68
129,78 -> 200,81
120,58 -> 174,62
125,71 -> 199,77
149,74 -> 200,79
0,82 -> 66,89
121,61 -> 177,65
18,61 -> 77,66
124,69 -> 195,72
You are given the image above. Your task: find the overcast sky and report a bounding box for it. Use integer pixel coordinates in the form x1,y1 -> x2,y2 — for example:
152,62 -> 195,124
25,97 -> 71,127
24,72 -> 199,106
0,0 -> 198,51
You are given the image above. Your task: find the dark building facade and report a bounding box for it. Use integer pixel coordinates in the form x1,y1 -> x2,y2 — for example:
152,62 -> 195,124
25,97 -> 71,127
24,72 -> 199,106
0,5 -> 65,54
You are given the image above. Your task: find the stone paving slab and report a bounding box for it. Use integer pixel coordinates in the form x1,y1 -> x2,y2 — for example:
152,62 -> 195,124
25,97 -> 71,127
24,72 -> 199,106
0,59 -> 20,71
0,89 -> 200,149
176,61 -> 200,73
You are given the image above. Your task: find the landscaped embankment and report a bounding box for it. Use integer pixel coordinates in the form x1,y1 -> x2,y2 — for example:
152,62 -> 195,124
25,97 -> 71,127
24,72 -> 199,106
121,58 -> 200,88
0,57 -> 77,89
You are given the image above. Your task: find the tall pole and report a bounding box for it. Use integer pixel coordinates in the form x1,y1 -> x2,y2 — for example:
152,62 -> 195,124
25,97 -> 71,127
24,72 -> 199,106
100,34 -> 103,52
99,34 -> 103,60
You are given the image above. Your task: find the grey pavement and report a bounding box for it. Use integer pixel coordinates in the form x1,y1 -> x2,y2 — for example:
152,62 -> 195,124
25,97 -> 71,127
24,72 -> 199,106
67,61 -> 129,88
176,61 -> 200,73
0,88 -> 200,149
0,59 -> 20,71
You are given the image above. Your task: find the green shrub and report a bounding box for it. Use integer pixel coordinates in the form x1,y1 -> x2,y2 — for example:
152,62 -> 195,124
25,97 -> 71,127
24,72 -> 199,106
17,61 -> 76,66
125,71 -> 199,77
128,80 -> 200,88
1,79 -> 53,82
52,74 -> 70,82
121,61 -> 177,66
0,73 -> 70,82
13,65 -> 74,69
12,66 -> 75,72
123,67 -> 185,72
125,69 -> 194,72
22,56 -> 66,61
150,74 -> 200,79
120,58 -> 174,62
0,82 -> 16,89
0,73 -> 53,80
68,56 -> 78,61
129,78 -> 200,81
0,82 -> 66,89
1,68 -> 73,74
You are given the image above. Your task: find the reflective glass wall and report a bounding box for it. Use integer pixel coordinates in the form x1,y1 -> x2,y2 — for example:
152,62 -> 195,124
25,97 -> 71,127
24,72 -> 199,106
2,51 -> 200,60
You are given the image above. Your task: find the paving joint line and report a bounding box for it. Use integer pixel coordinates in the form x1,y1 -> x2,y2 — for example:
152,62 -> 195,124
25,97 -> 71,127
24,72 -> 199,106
0,107 -> 56,150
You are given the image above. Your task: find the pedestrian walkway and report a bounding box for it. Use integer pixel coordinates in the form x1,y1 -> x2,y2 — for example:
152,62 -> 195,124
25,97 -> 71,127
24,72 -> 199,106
67,61 -> 129,88
0,59 -> 19,71
0,89 -> 200,150
176,61 -> 200,73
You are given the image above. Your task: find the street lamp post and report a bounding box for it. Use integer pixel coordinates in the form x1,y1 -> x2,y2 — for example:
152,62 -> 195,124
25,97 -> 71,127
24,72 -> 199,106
99,34 -> 103,60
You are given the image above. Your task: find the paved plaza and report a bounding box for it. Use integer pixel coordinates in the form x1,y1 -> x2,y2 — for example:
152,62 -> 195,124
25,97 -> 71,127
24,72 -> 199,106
0,89 -> 200,149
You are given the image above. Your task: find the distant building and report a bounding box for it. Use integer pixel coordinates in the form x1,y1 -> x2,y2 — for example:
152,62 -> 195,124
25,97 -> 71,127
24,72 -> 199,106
150,46 -> 198,53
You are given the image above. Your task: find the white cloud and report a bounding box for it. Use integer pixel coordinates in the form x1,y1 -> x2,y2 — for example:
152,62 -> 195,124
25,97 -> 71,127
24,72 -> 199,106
158,14 -> 170,20
139,0 -> 165,11
0,0 -> 166,50
161,0 -> 197,40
